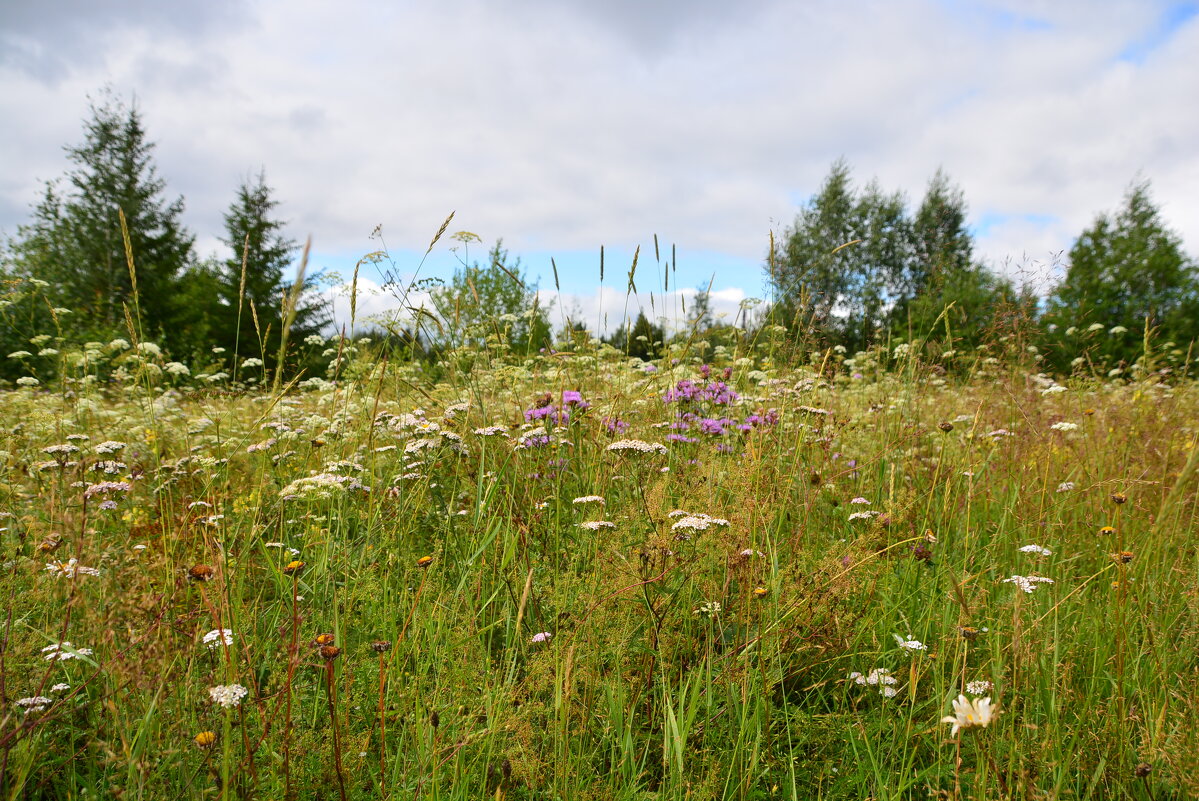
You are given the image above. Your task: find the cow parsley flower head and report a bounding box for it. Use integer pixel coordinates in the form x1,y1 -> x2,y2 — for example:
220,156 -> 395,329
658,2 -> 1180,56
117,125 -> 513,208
1018,544 -> 1052,556
16,696 -> 54,714
606,439 -> 668,455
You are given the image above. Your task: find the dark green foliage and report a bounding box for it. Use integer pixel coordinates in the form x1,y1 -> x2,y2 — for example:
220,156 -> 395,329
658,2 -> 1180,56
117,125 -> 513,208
8,90 -> 196,349
216,170 -> 327,371
770,162 -> 1027,355
1043,180 -> 1199,370
604,310 -> 665,360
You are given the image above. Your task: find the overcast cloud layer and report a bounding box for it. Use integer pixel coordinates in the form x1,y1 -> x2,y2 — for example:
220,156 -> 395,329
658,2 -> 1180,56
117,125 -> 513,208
2,0 -> 1197,317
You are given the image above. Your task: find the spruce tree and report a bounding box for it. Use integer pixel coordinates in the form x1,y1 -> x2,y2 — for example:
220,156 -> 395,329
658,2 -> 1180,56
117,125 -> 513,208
217,170 -> 324,369
11,90 -> 194,347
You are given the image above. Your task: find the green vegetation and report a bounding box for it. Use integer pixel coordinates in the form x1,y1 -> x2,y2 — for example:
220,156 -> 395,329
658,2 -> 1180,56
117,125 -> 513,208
1,318 -> 1197,799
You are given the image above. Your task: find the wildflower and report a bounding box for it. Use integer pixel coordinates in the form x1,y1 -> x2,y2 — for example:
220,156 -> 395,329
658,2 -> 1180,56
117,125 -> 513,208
94,440 -> 127,455
202,629 -> 234,649
416,555 -> 434,568
958,626 -> 980,641
848,668 -> 898,697
752,587 -> 768,599
848,510 -> 881,521
320,645 -> 342,660
1049,421 -> 1078,432
938,422 -> 954,432
194,731 -> 217,749
531,632 -> 552,644
1018,544 -> 1052,556
578,521 -> 616,531
45,559 -> 101,578
42,642 -> 93,661
692,601 -> 722,616
1111,492 -> 1127,504
188,564 -> 215,582
1056,482 -> 1075,493
208,684 -> 249,708
50,683 -> 70,693
371,640 -> 393,653
15,696 -> 53,713
571,495 -> 605,505
849,497 -> 870,505
965,680 -> 992,696
606,439 -> 668,455
1112,550 -> 1134,564
473,425 -> 508,437
1041,385 -> 1068,395
941,694 -> 998,736
670,514 -> 728,533
16,377 -> 39,387
893,634 -> 927,653
1099,525 -> 1116,536
282,560 -> 305,575
83,481 -> 131,499
1002,575 -> 1054,593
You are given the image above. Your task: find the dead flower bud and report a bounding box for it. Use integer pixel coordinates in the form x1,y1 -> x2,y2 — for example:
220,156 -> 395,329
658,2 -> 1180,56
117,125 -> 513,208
1135,763 -> 1151,778
429,710 -> 440,728
1111,492 -> 1127,505
1113,550 -> 1134,564
320,645 -> 342,660
188,564 -> 215,582
371,640 -> 393,653
938,422 -> 954,432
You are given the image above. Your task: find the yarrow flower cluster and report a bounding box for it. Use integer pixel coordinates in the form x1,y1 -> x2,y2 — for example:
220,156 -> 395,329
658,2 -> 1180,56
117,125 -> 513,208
42,642 -> 94,661
893,634 -> 927,653
849,668 -> 898,697
572,495 -> 605,505
965,679 -> 993,696
530,631 -> 552,644
669,511 -> 730,535
1056,481 -> 1076,493
1002,575 -> 1055,593
606,439 -> 668,455
1050,421 -> 1079,432
15,696 -> 54,714
1018,544 -> 1052,556
202,629 -> 235,649
578,520 -> 616,531
45,559 -> 101,578
208,684 -> 249,708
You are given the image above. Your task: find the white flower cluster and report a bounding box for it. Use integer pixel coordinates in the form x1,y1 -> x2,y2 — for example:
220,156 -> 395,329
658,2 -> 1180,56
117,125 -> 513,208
279,473 -> 370,501
473,425 -> 508,437
15,696 -> 54,713
1002,575 -> 1055,593
606,439 -> 668,455
94,440 -> 127,454
849,668 -> 898,697
202,629 -> 235,649
669,511 -> 730,535
848,510 -> 881,521
966,679 -> 993,695
1050,421 -> 1078,432
692,601 -> 722,617
1018,544 -> 1052,556
42,642 -> 94,661
45,559 -> 101,578
572,495 -> 605,505
578,521 -> 616,531
1056,481 -> 1076,493
893,634 -> 927,653
208,684 -> 249,708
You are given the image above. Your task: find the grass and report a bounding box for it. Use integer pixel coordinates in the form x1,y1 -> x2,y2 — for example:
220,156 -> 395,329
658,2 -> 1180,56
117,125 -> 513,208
1,326 -> 1198,800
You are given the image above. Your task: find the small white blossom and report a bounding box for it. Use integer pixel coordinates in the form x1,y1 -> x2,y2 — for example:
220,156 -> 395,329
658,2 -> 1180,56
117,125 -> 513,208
965,679 -> 992,696
1018,544 -> 1052,556
202,629 -> 235,649
1002,575 -> 1054,593
893,634 -> 927,653
1050,421 -> 1078,432
208,684 -> 249,708
42,642 -> 94,661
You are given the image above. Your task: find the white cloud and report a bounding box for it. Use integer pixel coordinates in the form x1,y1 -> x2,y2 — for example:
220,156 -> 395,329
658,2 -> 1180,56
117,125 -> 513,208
1,0 -> 1196,297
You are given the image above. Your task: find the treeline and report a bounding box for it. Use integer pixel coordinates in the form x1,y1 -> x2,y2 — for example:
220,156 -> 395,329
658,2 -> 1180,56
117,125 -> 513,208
4,92 -> 1198,386
763,159 -> 1199,373
1,91 -> 327,382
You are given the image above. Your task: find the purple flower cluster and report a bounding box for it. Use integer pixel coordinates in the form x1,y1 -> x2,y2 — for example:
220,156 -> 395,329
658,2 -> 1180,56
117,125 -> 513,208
663,379 -> 739,406
602,416 -> 630,435
524,390 -> 591,425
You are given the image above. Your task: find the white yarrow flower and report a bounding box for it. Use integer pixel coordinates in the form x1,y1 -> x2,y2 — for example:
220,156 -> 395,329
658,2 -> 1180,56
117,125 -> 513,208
208,684 -> 249,708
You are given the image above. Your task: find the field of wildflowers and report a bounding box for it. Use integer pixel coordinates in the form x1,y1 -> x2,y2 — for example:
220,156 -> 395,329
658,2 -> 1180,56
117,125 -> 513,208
2,330 -> 1197,800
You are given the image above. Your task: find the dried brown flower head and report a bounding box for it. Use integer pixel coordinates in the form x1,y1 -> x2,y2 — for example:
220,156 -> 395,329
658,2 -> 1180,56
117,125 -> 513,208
371,640 -> 393,653
188,564 -> 215,582
1111,492 -> 1127,505
320,645 -> 342,660
938,422 -> 954,433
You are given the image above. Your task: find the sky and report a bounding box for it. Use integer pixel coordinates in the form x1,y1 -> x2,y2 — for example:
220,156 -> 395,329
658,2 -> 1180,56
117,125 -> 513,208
2,0 -> 1197,334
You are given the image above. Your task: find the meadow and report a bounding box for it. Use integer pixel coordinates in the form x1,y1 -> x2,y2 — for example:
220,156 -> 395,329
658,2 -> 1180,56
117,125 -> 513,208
1,326 -> 1197,800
